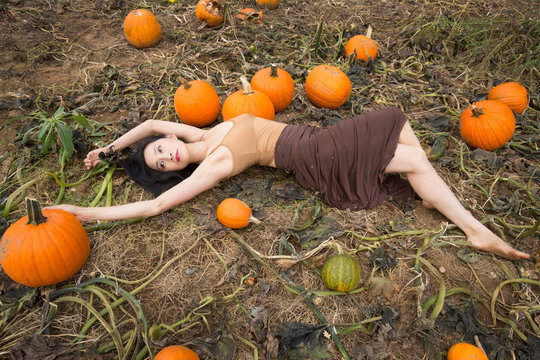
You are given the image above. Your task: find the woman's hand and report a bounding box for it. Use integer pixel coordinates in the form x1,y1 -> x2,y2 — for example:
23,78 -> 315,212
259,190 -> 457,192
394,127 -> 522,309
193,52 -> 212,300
84,147 -> 107,170
45,204 -> 90,222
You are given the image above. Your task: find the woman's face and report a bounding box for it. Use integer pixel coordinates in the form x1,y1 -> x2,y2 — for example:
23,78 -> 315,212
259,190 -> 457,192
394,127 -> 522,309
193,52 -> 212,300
143,135 -> 189,172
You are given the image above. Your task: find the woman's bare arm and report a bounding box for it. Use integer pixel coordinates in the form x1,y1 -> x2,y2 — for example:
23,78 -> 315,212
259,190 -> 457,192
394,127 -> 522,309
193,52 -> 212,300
85,119 -> 206,169
50,148 -> 233,222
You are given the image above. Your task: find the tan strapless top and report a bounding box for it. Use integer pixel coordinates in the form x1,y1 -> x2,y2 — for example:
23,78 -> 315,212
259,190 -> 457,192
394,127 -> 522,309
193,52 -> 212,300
211,116 -> 287,176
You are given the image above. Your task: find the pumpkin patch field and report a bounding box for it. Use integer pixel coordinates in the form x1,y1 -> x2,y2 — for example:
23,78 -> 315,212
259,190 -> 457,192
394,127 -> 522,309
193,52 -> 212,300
1,1 -> 539,359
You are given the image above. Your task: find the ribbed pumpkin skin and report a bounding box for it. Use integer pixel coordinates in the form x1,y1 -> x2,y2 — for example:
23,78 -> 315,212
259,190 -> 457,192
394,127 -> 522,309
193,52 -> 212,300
487,82 -> 528,114
321,254 -> 361,292
305,65 -> 351,109
222,77 -> 275,121
123,9 -> 162,49
154,345 -> 200,360
174,80 -> 220,127
345,35 -> 377,62
0,207 -> 90,287
257,0 -> 279,9
250,66 -> 294,112
216,198 -> 252,229
195,0 -> 224,28
447,343 -> 488,360
459,100 -> 515,151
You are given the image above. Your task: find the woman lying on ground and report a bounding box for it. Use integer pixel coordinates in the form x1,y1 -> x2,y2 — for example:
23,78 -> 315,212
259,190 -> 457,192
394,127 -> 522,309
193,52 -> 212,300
48,107 -> 530,261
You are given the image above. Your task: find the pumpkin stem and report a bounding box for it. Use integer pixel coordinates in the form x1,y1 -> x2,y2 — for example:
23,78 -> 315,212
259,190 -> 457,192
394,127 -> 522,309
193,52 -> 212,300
249,215 -> 261,224
470,105 -> 484,117
330,241 -> 344,255
240,75 -> 254,95
365,25 -> 373,39
270,64 -> 279,77
180,77 -> 191,90
26,198 -> 47,226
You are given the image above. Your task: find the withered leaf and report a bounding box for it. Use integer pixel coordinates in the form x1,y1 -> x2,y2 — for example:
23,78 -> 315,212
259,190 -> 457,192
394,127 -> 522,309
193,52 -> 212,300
368,277 -> 399,299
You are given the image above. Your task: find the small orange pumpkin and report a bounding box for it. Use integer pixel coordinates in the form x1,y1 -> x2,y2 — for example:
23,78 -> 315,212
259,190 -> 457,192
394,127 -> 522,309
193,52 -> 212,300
459,100 -> 515,151
222,76 -> 275,121
216,198 -> 260,229
256,0 -> 279,9
344,25 -> 378,62
154,345 -> 200,360
447,343 -> 488,360
305,65 -> 351,109
174,79 -> 220,127
0,198 -> 90,287
236,8 -> 264,23
123,9 -> 162,49
195,0 -> 224,28
487,82 -> 528,114
250,65 -> 295,112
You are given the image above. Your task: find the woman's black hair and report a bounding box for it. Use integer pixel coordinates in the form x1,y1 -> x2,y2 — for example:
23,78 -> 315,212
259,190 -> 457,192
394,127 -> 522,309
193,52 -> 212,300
122,135 -> 198,197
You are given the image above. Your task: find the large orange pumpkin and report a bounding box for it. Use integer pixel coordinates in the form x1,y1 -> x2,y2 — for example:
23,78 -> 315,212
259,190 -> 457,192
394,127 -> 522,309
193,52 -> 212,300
123,9 -> 162,49
174,79 -> 220,127
216,198 -> 260,229
459,100 -> 515,151
222,76 -> 275,121
487,82 -> 528,114
344,25 -> 378,62
257,0 -> 279,9
250,65 -> 295,112
0,198 -> 90,287
305,65 -> 351,109
447,343 -> 488,360
154,345 -> 200,360
195,0 -> 224,28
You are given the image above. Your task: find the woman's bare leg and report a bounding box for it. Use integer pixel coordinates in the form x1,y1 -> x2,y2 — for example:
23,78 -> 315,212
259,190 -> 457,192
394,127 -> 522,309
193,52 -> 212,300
397,120 -> 434,208
385,141 -> 529,260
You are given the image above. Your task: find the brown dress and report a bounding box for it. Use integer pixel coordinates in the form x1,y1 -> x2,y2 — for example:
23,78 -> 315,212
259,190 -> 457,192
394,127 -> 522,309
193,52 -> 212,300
274,106 -> 417,210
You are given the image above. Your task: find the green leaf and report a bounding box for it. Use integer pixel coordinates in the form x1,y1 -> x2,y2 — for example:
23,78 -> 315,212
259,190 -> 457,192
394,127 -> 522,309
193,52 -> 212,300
53,106 -> 65,119
36,124 -> 51,142
41,130 -> 55,154
71,113 -> 93,131
56,123 -> 74,161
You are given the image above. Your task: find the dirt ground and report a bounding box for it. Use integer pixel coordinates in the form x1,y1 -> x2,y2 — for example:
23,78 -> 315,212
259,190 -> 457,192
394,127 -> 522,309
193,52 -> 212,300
0,0 -> 539,359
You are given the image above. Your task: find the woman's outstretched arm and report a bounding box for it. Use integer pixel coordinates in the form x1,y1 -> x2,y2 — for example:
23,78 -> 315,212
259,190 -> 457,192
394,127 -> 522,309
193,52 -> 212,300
49,150 -> 232,222
85,119 -> 206,169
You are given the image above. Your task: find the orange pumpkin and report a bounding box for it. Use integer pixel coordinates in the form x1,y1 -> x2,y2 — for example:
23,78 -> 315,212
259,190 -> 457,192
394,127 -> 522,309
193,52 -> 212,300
250,65 -> 295,112
222,76 -> 275,121
344,25 -> 378,62
459,100 -> 515,151
154,345 -> 200,360
123,9 -> 162,49
305,65 -> 351,109
487,82 -> 528,114
174,79 -> 220,127
236,8 -> 264,23
216,198 -> 260,229
257,0 -> 279,9
447,343 -> 488,360
195,0 -> 224,28
0,198 -> 90,287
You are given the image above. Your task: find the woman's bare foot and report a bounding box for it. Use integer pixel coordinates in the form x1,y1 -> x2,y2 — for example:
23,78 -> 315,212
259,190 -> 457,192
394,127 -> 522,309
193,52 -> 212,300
422,200 -> 435,209
467,228 -> 530,260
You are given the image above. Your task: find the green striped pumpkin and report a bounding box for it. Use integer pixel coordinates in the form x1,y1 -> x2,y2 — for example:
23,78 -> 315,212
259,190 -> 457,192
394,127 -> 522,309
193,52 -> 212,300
321,254 -> 361,292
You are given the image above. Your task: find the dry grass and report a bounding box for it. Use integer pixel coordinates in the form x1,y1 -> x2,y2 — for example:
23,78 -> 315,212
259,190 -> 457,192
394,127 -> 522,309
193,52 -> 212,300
0,0 -> 539,359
